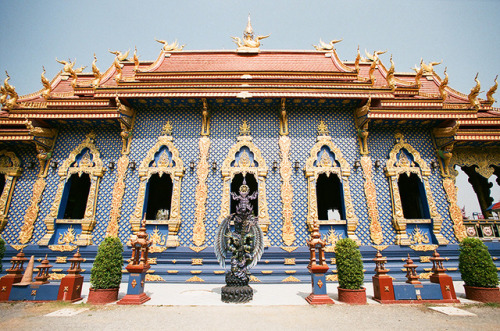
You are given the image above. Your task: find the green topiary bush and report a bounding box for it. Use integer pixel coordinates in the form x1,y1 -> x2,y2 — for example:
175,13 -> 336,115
459,238 -> 498,288
90,236 -> 123,289
0,237 -> 5,274
335,238 -> 364,290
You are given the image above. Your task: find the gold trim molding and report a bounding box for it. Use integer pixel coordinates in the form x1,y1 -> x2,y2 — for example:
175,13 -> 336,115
218,124 -> 270,246
304,122 -> 359,243
0,150 -> 22,232
279,135 -> 295,246
192,136 -> 210,246
442,177 -> 467,241
130,121 -> 183,247
360,156 -> 383,245
39,132 -> 103,246
385,132 -> 447,246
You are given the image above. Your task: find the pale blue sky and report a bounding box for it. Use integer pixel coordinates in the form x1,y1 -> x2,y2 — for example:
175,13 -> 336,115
1,0 -> 499,215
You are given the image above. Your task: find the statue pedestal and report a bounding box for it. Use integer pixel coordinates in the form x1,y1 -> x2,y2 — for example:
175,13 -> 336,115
221,272 -> 253,303
57,274 -> 84,302
372,274 -> 395,303
305,265 -> 334,305
0,273 -> 23,302
117,264 -> 151,305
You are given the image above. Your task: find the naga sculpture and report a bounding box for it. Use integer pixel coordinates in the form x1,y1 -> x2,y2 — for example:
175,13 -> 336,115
215,179 -> 264,303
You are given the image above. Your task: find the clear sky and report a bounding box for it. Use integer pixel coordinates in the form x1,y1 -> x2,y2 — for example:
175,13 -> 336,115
0,0 -> 499,214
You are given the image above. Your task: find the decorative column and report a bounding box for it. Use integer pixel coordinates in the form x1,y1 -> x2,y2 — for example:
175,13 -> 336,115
305,221 -> 334,305
0,250 -> 28,301
278,98 -> 295,246
372,250 -> 395,303
18,122 -> 57,243
192,99 -> 210,247
57,249 -> 84,302
354,99 -> 383,245
117,218 -> 152,305
106,97 -> 135,237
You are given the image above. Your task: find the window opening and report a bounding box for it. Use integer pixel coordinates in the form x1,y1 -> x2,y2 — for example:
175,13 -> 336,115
145,173 -> 173,220
61,173 -> 91,219
316,173 -> 344,220
398,173 -> 429,219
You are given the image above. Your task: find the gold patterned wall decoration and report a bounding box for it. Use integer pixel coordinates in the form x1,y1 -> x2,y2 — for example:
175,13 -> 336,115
192,136 -> 210,246
39,132 -> 104,246
106,100 -> 135,237
48,225 -> 79,251
450,147 -> 500,179
279,135 -> 295,246
19,177 -> 46,243
130,122 -> 183,247
0,150 -> 22,232
442,177 -> 467,241
385,132 -> 447,246
304,122 -> 359,243
218,121 -> 270,246
360,156 -> 383,245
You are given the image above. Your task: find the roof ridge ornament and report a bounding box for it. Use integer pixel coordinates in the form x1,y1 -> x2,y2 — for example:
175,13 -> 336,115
108,49 -> 130,62
468,73 -> 481,110
439,67 -> 449,101
313,38 -> 343,51
91,54 -> 102,88
486,75 -> 498,106
421,59 -> 442,74
3,71 -> 18,110
232,15 -> 270,53
365,49 -> 387,62
41,66 -> 51,100
155,38 -> 185,52
133,46 -> 140,71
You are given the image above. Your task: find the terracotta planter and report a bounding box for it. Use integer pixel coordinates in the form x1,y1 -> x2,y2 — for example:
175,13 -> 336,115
464,285 -> 500,303
338,287 -> 367,304
87,288 -> 119,305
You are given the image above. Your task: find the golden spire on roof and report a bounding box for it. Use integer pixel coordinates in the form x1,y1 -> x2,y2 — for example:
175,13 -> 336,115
313,38 -> 343,51
486,75 -> 498,105
468,73 -> 481,110
354,46 -> 361,73
386,55 -> 396,90
41,66 -> 51,99
133,46 -> 140,71
232,15 -> 270,52
3,71 -> 18,110
91,54 -> 102,88
439,67 -> 449,101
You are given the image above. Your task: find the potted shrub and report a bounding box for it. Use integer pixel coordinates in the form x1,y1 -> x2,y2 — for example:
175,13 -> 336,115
459,238 -> 500,303
87,236 -> 123,304
335,238 -> 366,304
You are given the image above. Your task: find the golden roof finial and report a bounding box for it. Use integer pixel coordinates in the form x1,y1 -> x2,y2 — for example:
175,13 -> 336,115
354,46 -> 361,73
239,120 -> 251,136
91,53 -> 102,88
439,67 -> 449,101
41,66 -> 51,100
162,121 -> 173,136
108,49 -> 130,62
486,75 -> 498,105
313,38 -> 343,51
386,54 -> 396,90
317,120 -> 329,136
365,49 -> 387,62
421,59 -> 442,74
133,46 -> 140,71
232,15 -> 269,51
155,38 -> 185,52
468,73 -> 481,110
3,71 -> 18,110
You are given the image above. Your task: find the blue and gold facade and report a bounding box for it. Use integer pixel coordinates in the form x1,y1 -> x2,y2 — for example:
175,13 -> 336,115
1,36 -> 500,282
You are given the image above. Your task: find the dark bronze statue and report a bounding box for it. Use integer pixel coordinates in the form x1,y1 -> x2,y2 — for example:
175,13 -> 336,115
215,179 -> 264,303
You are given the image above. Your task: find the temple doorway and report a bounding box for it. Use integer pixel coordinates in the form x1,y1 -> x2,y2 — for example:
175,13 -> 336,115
144,173 -> 173,220
316,173 -> 344,220
59,173 -> 91,219
398,173 -> 429,219
230,173 -> 258,215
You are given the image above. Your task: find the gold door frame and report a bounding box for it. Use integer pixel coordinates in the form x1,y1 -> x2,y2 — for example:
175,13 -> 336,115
385,132 -> 447,245
130,122 -> 183,247
304,134 -> 359,243
0,150 -> 22,232
218,134 -> 270,246
39,132 -> 103,246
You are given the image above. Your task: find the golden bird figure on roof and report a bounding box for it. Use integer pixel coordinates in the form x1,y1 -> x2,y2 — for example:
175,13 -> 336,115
313,38 -> 343,51
108,49 -> 130,61
365,49 -> 387,62
155,39 -> 185,52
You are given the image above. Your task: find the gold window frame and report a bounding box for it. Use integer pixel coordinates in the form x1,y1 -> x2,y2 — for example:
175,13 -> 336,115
130,124 -> 183,247
304,134 -> 359,243
0,150 -> 22,232
385,132 -> 447,245
39,132 -> 104,246
218,134 -> 270,246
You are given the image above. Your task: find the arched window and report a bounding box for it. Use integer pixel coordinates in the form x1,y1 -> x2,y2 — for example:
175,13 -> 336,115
305,121 -> 359,246
39,132 -> 104,246
385,132 -> 447,246
131,121 -> 183,248
230,173 -> 258,215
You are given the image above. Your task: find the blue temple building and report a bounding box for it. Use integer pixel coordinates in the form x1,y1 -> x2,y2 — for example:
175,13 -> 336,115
0,21 -> 499,283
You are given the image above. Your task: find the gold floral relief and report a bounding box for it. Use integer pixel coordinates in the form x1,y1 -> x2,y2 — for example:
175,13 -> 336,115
106,154 -> 129,237
442,177 -> 467,241
18,177 -> 46,243
39,132 -> 103,246
304,127 -> 359,244
0,150 -> 21,233
130,124 -> 183,247
360,156 -> 383,245
192,137 -> 210,246
218,131 -> 270,246
279,136 -> 295,246
385,132 -> 447,246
